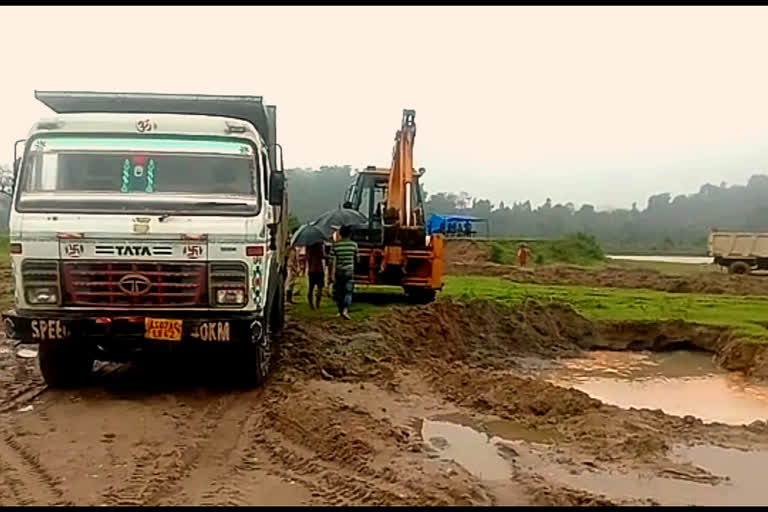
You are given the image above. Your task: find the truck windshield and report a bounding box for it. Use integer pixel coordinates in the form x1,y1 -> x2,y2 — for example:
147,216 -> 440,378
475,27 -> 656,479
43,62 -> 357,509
17,135 -> 261,215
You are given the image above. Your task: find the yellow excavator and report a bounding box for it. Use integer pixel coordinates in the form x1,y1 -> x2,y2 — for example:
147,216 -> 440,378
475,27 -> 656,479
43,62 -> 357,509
342,109 -> 444,302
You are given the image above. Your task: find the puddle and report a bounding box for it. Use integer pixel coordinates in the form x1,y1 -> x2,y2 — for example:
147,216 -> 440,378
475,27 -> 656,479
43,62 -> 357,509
544,444 -> 768,506
421,413 -> 562,481
547,350 -> 768,425
422,418 -> 514,480
422,413 -> 768,505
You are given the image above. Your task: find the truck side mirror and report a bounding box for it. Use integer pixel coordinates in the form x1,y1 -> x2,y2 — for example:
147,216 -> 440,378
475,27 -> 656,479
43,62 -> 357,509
268,170 -> 285,207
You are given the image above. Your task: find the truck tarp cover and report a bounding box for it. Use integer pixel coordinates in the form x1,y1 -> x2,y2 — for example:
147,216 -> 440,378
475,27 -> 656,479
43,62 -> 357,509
427,213 -> 484,234
34,90 -> 277,169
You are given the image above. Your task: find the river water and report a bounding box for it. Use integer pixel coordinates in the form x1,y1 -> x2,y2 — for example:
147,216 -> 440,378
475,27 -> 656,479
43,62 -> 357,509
606,255 -> 713,265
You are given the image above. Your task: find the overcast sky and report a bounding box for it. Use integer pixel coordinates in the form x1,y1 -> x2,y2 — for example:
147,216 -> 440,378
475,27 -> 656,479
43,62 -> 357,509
3,6 -> 768,211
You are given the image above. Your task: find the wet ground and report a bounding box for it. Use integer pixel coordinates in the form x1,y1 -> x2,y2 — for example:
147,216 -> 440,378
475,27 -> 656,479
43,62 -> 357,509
2,299 -> 768,506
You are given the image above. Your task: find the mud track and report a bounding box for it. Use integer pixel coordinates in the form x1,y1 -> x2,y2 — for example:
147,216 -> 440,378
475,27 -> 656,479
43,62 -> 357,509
445,240 -> 768,296
1,300 -> 768,506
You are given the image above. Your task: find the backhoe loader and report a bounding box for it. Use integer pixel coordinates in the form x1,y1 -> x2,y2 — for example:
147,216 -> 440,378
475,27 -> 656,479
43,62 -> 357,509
342,109 -> 444,303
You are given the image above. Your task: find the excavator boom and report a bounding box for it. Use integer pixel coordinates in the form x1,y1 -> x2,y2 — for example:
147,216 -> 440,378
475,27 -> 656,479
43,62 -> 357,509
386,109 -> 417,227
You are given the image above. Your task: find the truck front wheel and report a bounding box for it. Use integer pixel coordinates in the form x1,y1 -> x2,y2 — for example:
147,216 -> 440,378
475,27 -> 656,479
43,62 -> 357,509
38,342 -> 94,388
728,261 -> 750,275
237,323 -> 274,389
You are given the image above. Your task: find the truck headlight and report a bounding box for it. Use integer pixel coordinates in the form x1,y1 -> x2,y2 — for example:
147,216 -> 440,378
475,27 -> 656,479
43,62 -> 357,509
26,286 -> 59,305
216,288 -> 246,306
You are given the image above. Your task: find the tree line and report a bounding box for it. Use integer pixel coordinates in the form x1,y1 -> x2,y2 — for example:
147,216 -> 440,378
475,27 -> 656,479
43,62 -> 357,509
2,162 -> 767,254
286,166 -> 768,253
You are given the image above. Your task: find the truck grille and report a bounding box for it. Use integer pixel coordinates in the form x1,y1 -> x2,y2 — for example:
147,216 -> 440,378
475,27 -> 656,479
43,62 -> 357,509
61,261 -> 207,307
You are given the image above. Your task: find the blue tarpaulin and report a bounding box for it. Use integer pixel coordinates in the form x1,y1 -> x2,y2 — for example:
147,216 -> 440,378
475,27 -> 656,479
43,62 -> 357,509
427,213 -> 486,235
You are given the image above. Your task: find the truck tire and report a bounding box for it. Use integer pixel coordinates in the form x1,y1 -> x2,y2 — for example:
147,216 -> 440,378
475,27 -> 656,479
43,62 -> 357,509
405,287 -> 437,304
237,285 -> 282,389
272,278 -> 285,334
38,342 -> 94,389
728,261 -> 750,275
238,329 -> 273,389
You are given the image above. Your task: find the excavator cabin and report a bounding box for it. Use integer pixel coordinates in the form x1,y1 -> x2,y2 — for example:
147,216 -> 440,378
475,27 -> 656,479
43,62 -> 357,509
342,110 -> 444,303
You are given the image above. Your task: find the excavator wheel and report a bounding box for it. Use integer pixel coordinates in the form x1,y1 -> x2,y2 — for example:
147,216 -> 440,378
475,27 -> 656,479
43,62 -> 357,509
404,287 -> 436,305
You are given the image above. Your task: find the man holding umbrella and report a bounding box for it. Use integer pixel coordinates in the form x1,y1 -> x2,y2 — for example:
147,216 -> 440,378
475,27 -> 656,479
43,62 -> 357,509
328,225 -> 358,320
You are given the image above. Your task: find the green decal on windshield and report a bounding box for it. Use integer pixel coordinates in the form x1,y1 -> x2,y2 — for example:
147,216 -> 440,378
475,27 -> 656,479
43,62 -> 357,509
121,159 -> 131,193
145,159 -> 156,193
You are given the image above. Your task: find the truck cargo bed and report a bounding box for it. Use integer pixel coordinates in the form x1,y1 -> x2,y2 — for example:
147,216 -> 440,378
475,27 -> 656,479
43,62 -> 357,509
35,90 -> 278,169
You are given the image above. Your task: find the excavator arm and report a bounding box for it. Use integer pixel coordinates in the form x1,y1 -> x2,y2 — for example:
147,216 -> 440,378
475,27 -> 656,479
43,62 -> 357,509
385,109 -> 417,228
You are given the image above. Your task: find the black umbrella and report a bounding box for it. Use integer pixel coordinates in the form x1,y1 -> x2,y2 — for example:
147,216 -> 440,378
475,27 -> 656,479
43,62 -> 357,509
291,224 -> 328,247
311,208 -> 368,237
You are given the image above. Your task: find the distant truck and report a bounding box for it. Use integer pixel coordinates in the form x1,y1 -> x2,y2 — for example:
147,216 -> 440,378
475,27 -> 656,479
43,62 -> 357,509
708,230 -> 768,274
1,91 -> 288,388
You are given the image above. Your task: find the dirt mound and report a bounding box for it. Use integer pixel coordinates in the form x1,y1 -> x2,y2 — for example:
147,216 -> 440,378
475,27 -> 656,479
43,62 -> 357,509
443,240 -> 491,270
279,299 -> 599,381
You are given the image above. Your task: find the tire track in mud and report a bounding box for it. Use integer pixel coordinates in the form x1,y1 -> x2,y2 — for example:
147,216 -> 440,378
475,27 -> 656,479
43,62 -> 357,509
168,386 -> 408,506
100,392 -> 241,506
235,390 -> 481,507
189,408 -> 286,506
151,391 -> 266,506
0,383 -> 47,414
0,427 -> 69,506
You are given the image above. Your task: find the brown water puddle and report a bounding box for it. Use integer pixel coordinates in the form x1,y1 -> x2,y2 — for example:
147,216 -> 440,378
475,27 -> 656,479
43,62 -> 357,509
547,350 -> 768,425
422,413 -> 768,505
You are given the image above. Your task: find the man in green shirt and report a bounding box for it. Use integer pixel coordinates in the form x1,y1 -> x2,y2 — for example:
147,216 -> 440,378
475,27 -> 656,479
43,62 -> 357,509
329,225 -> 359,320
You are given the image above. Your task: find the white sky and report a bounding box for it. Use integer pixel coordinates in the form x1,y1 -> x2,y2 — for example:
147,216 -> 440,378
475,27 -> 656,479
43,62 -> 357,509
3,6 -> 768,210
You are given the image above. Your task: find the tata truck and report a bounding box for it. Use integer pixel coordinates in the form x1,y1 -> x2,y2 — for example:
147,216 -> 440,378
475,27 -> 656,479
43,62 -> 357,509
2,91 -> 288,388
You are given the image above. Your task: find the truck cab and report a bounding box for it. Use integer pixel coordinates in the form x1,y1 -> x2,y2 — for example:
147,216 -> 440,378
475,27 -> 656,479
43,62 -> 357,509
2,91 -> 287,388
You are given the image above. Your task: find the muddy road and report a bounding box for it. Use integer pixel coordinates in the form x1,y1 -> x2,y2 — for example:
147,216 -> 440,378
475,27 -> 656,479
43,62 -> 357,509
2,299 -> 768,506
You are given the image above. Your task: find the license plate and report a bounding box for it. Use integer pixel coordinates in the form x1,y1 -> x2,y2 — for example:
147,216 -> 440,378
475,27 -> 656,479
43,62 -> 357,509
145,318 -> 183,341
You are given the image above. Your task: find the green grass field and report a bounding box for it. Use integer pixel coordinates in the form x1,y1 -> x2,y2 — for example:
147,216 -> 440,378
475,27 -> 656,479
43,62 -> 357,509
442,275 -> 768,341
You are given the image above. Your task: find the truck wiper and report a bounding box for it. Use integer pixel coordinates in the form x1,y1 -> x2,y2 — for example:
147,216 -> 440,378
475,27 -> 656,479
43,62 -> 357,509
157,202 -> 252,222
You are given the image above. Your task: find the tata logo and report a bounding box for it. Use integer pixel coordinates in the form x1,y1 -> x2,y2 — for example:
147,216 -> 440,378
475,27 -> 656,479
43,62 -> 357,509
116,246 -> 153,257
118,274 -> 153,296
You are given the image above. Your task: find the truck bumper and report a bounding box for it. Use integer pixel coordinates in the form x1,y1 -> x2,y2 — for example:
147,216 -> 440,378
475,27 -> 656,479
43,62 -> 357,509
2,309 -> 263,347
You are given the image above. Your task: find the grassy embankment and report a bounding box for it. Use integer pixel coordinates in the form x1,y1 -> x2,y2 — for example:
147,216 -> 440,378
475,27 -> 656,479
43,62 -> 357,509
487,233 -> 606,266
291,275 -> 768,343
445,275 -> 768,342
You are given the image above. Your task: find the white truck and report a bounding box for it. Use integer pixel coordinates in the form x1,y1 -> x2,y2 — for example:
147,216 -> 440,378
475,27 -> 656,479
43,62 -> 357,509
708,230 -> 768,274
2,91 -> 288,388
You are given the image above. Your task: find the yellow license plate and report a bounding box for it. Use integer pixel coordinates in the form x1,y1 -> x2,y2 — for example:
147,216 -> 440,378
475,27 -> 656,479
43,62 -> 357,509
145,318 -> 183,341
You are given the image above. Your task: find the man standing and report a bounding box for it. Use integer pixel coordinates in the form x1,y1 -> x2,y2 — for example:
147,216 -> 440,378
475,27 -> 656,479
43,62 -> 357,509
517,243 -> 532,267
328,225 -> 358,320
306,241 -> 326,310
285,243 -> 301,304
